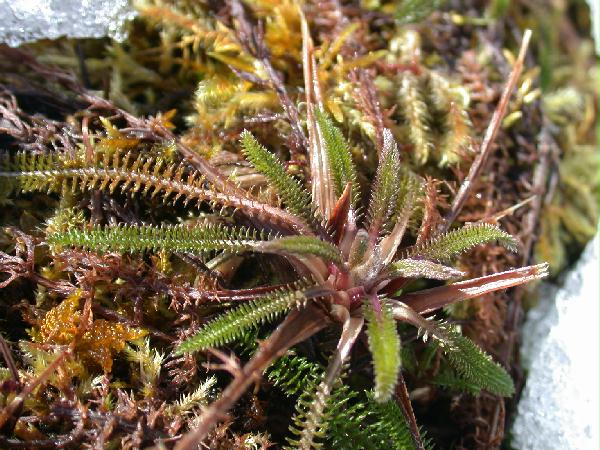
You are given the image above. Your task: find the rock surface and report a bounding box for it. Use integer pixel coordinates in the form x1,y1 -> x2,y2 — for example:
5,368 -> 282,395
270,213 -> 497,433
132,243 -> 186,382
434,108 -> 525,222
0,0 -> 134,47
512,232 -> 599,450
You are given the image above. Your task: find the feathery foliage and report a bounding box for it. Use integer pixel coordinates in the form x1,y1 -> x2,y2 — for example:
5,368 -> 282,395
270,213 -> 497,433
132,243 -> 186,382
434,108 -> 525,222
430,368 -> 482,395
175,280 -> 318,354
409,223 -> 518,263
261,235 -> 342,264
48,222 -> 266,255
314,109 -> 358,205
367,130 -> 402,235
365,302 -> 401,402
1,149 -> 199,198
0,148 -> 310,234
266,351 -> 322,397
434,325 -> 515,397
326,387 -> 423,450
286,369 -> 334,450
49,222 -> 341,263
240,130 -> 316,224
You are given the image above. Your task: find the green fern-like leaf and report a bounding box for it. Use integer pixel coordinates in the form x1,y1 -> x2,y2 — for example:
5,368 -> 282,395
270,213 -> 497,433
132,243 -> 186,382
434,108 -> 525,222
285,369 -> 333,450
50,223 -> 342,263
1,150 -> 311,234
430,367 -> 481,395
432,324 -> 514,396
408,223 -> 518,263
367,130 -> 402,236
240,130 -> 317,224
267,351 -> 322,397
261,235 -> 342,264
175,280 -> 318,354
233,331 -> 322,397
48,223 -> 266,255
326,387 -> 425,450
365,301 -> 401,402
366,393 -> 426,450
325,387 -> 378,450
314,109 -> 358,205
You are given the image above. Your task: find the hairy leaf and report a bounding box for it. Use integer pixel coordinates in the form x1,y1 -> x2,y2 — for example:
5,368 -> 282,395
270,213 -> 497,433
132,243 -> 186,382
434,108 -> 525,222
175,280 -> 320,354
48,223 -> 266,255
1,150 -> 312,234
314,109 -> 358,206
387,258 -> 465,280
433,325 -> 515,397
367,130 -> 402,238
408,223 -> 518,263
365,301 -> 401,402
260,235 -> 342,264
240,130 -> 317,226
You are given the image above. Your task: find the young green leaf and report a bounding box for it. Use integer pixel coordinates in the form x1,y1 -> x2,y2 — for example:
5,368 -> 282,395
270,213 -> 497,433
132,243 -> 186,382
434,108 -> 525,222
365,300 -> 401,402
48,223 -> 265,255
434,325 -> 515,397
367,129 -> 402,238
175,280 -> 319,354
408,223 -> 518,263
240,130 -> 317,225
259,235 -> 342,264
314,109 -> 358,205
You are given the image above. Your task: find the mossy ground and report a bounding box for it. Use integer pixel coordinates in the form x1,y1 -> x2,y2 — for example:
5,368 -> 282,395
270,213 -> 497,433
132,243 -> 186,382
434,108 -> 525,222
0,1 -> 597,448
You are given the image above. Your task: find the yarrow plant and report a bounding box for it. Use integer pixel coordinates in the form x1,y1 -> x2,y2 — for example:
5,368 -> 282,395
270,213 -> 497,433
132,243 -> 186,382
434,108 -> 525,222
2,0 -> 591,447
0,27 -> 547,448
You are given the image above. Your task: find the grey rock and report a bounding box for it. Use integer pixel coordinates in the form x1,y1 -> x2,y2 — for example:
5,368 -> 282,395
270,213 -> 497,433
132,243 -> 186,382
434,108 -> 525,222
0,0 -> 135,47
512,232 -> 599,450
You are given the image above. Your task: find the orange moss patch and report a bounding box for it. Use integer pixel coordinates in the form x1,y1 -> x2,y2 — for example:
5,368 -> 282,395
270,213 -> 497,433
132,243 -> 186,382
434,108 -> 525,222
39,292 -> 146,372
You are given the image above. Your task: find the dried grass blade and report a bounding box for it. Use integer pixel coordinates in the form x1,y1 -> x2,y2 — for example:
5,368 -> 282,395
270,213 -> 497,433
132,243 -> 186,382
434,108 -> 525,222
442,29 -> 532,231
397,262 -> 548,314
301,11 -> 336,219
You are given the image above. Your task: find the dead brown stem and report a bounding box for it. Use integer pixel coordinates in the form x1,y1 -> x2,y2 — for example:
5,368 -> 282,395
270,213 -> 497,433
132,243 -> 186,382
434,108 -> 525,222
174,305 -> 330,450
0,335 -> 20,386
442,30 -> 532,232
395,371 -> 425,450
397,263 -> 548,315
